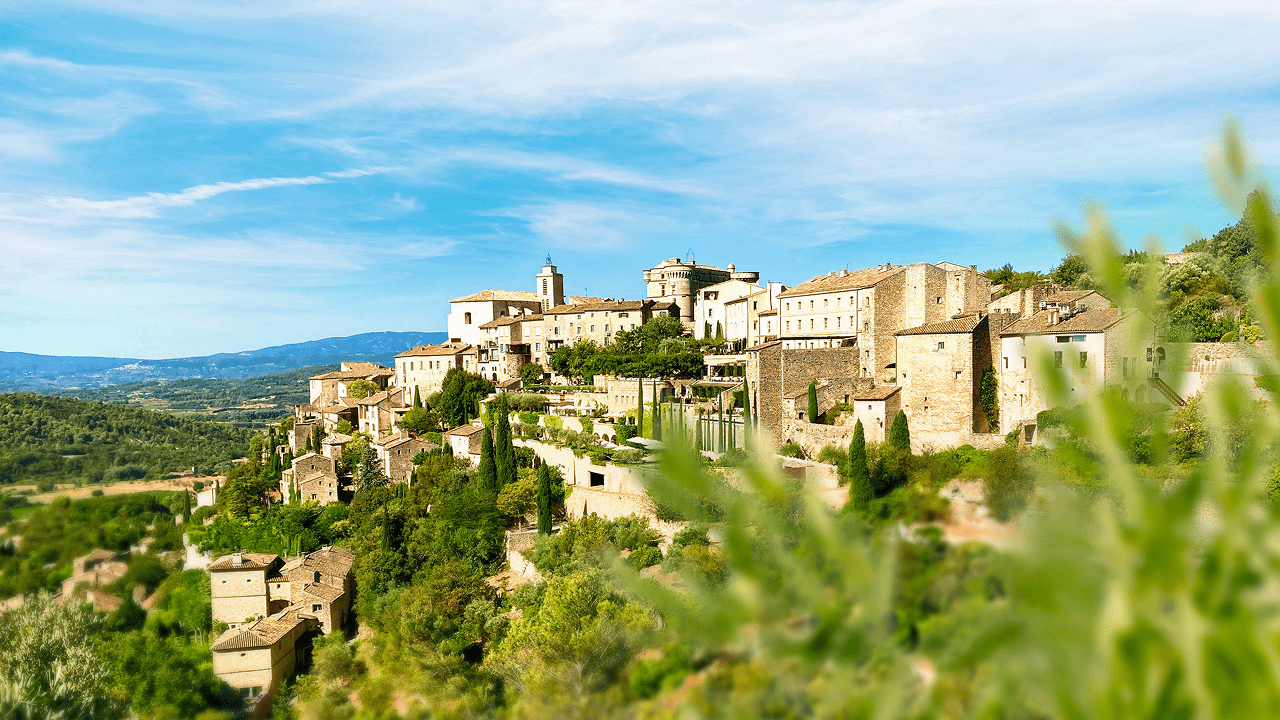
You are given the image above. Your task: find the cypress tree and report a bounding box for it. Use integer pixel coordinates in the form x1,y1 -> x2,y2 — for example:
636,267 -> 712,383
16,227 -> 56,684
652,383 -> 661,442
183,490 -> 191,521
718,394 -> 724,453
848,420 -> 873,509
536,463 -> 553,535
695,409 -> 703,452
807,382 -> 819,424
637,375 -> 644,438
742,386 -> 752,442
312,425 -> 323,454
477,425 -> 498,496
305,435 -> 313,453
414,386 -> 422,408
889,410 -> 911,453
495,395 -> 515,489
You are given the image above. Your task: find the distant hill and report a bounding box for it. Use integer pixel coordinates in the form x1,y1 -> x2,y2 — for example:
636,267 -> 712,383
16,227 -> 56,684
0,331 -> 447,391
52,366 -> 329,427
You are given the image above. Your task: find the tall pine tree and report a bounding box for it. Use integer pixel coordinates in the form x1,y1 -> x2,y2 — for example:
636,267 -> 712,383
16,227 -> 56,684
477,425 -> 498,496
807,382 -> 819,424
848,420 -> 872,510
889,410 -> 911,453
637,375 -> 644,438
536,463 -> 553,535
413,386 -> 422,408
652,381 -> 661,442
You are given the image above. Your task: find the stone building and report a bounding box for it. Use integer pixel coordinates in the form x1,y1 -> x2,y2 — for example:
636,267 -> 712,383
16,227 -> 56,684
447,290 -> 543,347
395,342 -> 478,400
60,549 -> 129,598
543,300 -> 680,355
744,341 -> 874,431
210,547 -> 354,718
998,306 -> 1162,443
643,258 -> 758,321
280,453 -> 340,506
776,262 -> 990,381
445,424 -> 485,464
308,362 -> 393,405
693,278 -> 764,341
896,314 -> 996,446
478,313 -> 541,382
848,386 -> 901,443
356,387 -> 404,438
373,433 -> 438,484
722,282 -> 787,351
986,283 -> 1065,316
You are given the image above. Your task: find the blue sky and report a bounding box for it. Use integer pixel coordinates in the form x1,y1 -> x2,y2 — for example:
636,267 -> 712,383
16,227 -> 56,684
3,1 -> 1280,358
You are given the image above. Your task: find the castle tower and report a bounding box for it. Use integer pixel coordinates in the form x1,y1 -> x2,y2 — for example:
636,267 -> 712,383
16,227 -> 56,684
537,256 -> 564,313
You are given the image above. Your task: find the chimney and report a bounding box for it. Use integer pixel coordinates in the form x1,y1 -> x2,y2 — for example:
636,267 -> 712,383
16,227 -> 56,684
232,552 -> 244,566
1048,308 -> 1060,325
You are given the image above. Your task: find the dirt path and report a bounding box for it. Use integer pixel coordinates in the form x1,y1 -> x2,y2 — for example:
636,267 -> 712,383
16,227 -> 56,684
16,475 -> 224,505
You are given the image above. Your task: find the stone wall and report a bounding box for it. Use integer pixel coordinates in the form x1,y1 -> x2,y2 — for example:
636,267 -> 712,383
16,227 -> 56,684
749,344 -> 874,435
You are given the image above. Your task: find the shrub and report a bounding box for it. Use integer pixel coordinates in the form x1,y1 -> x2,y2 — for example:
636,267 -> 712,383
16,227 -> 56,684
611,448 -> 644,464
518,411 -> 539,425
778,441 -> 805,459
629,645 -> 693,699
983,446 -> 1033,521
628,546 -> 662,569
867,443 -> 910,496
90,489 -> 104,497
816,444 -> 848,468
616,424 -> 639,443
716,447 -> 748,467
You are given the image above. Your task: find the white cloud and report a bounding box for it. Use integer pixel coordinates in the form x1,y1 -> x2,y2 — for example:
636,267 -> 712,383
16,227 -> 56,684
3,167 -> 399,220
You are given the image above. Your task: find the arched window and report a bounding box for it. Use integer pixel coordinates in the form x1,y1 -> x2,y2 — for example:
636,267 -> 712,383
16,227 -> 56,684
464,312 -> 472,324
1135,386 -> 1147,403
1121,388 -> 1130,401
313,571 -> 321,583
1156,347 -> 1166,365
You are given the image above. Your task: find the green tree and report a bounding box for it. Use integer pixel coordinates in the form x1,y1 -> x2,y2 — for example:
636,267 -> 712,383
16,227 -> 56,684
438,368 -> 495,428
979,367 -> 999,431
413,386 -> 422,408
1051,253 -> 1092,287
399,406 -> 439,436
889,410 -> 911,453
807,381 -> 819,423
521,362 -> 546,386
495,395 -> 516,490
847,421 -> 872,511
0,593 -> 122,718
537,463 -> 553,535
477,425 -> 498,496
312,424 -> 324,454
346,379 -> 377,399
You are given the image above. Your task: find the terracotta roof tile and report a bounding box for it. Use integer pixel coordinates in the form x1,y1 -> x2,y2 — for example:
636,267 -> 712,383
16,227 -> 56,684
396,343 -> 474,358
452,289 -> 540,302
1001,308 -> 1125,336
209,552 -> 279,571
854,385 -> 901,400
777,266 -> 903,298
896,314 -> 985,336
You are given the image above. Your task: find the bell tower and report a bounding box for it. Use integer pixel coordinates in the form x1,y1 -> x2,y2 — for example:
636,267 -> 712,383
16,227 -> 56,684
536,255 -> 564,313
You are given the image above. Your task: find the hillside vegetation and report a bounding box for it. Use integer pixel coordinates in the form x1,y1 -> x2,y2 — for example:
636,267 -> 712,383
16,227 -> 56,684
0,394 -> 252,486
55,366 -> 324,426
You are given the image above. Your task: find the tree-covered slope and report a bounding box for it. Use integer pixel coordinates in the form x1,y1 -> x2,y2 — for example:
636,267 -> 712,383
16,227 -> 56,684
0,394 -> 252,485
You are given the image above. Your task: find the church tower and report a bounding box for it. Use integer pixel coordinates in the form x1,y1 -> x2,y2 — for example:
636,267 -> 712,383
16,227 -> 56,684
536,256 -> 564,313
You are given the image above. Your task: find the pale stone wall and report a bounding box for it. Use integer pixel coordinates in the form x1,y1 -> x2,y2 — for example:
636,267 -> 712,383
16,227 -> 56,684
212,568 -> 269,626
837,392 -> 899,443
897,324 -> 984,442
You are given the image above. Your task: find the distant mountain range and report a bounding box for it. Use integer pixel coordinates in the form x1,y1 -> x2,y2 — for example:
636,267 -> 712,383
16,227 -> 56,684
0,331 -> 447,391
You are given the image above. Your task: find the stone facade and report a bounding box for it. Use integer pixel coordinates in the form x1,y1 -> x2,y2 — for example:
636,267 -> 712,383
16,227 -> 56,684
374,433 -> 437,484
543,299 -> 679,356
357,387 -> 404,438
644,258 -> 757,321
395,343 -> 478,399
745,343 -> 872,431
896,315 -> 992,448
447,290 -> 543,346
693,278 -> 764,340
308,362 -> 393,405
446,424 -> 485,464
280,453 -> 340,506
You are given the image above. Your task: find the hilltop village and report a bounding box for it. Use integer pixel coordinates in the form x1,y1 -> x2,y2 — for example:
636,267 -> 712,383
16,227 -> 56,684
180,251 -> 1265,714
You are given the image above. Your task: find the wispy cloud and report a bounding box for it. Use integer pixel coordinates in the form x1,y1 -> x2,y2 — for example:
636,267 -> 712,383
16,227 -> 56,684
12,167 -> 399,220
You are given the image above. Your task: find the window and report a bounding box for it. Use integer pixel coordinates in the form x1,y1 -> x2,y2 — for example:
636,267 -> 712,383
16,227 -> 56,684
936,341 -> 945,350
836,316 -> 841,328
1056,336 -> 1071,343
590,325 -> 595,332
809,319 -> 814,329
1003,357 -> 1008,369
823,318 -> 828,329
1146,347 -> 1153,361
1079,351 -> 1088,368
464,312 -> 472,324
955,371 -> 961,380
863,321 -> 869,332
1073,335 -> 1086,342
823,299 -> 828,308
542,279 -> 547,292
785,321 -> 790,331
1023,357 -> 1027,368
313,604 -> 322,612
752,301 -> 758,310
809,300 -> 814,309
786,302 -> 790,311
589,471 -> 605,487
1054,351 -> 1063,368
936,297 -> 942,304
